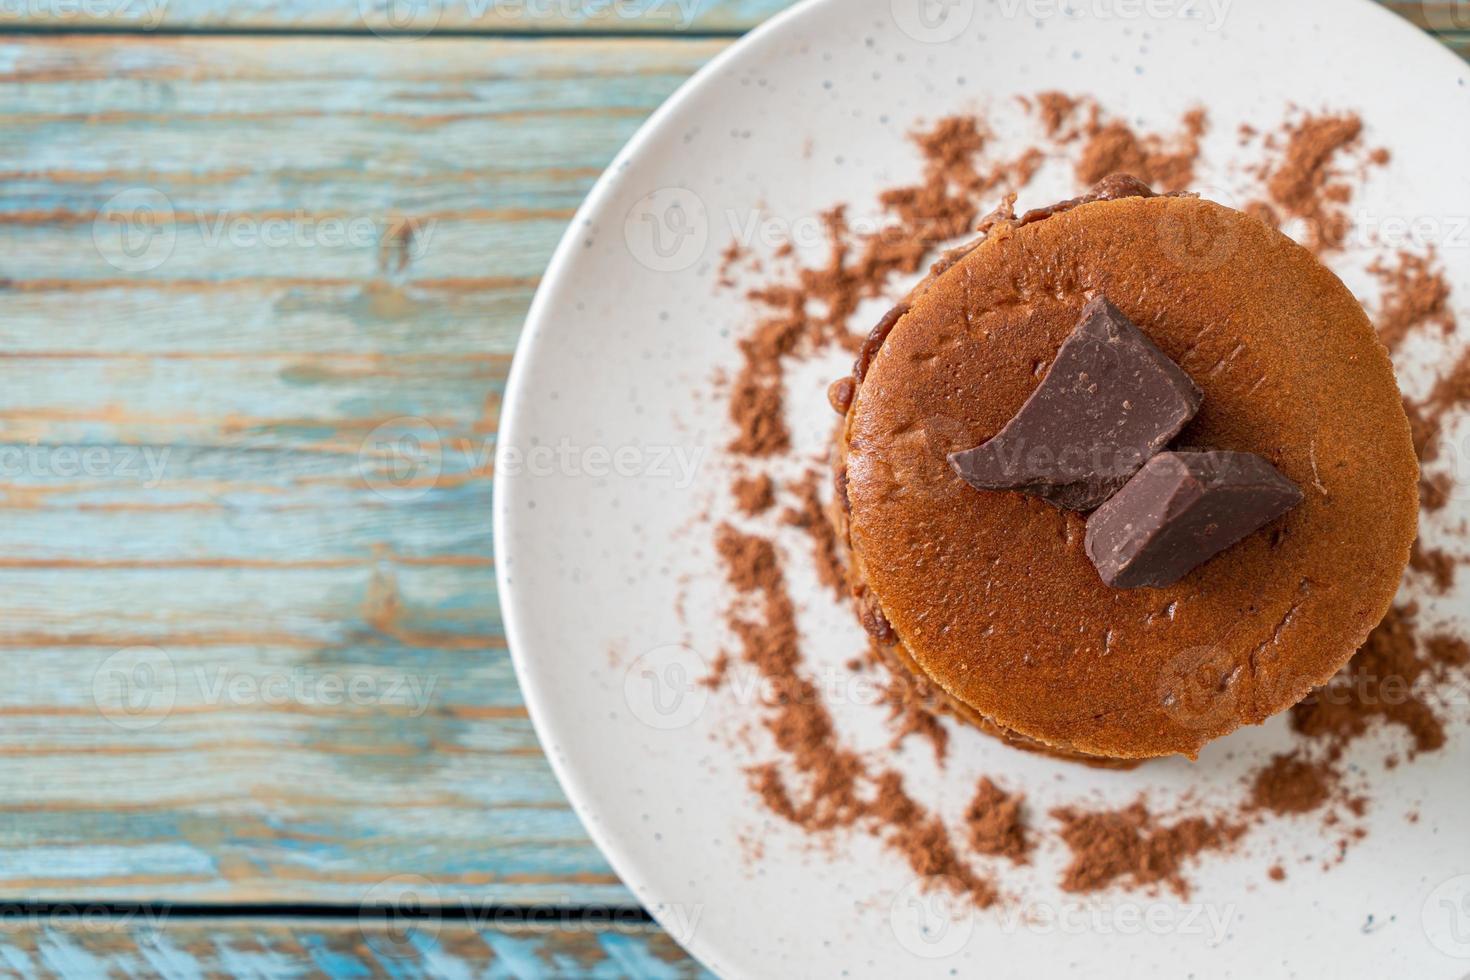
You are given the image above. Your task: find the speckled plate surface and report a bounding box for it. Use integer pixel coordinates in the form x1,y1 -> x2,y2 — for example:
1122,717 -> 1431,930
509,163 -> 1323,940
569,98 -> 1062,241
495,1 -> 1470,976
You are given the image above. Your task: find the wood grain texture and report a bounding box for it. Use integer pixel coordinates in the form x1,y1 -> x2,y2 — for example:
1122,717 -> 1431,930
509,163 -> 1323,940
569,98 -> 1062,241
0,0 -> 1463,41
0,0 -> 793,33
0,918 -> 712,978
0,34 -> 725,908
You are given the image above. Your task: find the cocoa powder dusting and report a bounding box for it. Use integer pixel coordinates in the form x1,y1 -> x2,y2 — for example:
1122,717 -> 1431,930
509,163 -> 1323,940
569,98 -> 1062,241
732,472 -> 776,516
1258,112 -> 1366,253
1051,802 -> 1243,899
706,94 -> 1468,914
1410,540 -> 1456,594
877,666 -> 951,764
1247,751 -> 1337,816
716,524 -> 996,906
965,778 -> 1031,863
1290,605 -> 1448,759
1075,107 -> 1207,192
726,115 -> 1063,457
1371,250 -> 1455,352
781,470 -> 846,601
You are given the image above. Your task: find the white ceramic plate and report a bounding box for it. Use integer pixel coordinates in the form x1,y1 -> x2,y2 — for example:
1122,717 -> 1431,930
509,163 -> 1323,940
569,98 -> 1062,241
496,1 -> 1470,976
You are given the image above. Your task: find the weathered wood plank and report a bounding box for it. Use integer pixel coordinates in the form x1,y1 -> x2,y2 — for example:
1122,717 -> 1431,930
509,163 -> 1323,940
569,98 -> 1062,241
0,919 -> 712,978
0,35 -> 725,908
0,0 -> 1460,42
0,0 -> 791,34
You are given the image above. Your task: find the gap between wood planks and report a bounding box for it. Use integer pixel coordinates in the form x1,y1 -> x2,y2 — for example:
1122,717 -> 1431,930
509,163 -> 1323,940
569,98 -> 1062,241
0,900 -> 657,925
0,23 -> 750,38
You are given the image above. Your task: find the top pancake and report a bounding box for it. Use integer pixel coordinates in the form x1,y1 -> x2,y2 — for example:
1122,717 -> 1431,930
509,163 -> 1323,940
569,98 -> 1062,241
841,193 -> 1418,759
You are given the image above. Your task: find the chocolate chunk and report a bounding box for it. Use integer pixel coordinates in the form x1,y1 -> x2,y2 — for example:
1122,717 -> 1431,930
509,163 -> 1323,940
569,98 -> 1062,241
948,296 -> 1203,511
1085,451 -> 1304,589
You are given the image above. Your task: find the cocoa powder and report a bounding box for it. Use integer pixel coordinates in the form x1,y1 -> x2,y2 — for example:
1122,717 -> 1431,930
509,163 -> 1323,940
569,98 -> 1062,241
1247,751 -> 1337,816
965,778 -> 1031,863
1075,108 -> 1208,192
1051,802 -> 1243,899
709,94 -> 1467,910
732,472 -> 776,516
1372,249 -> 1455,352
716,523 -> 996,906
781,470 -> 846,601
1257,112 -> 1371,253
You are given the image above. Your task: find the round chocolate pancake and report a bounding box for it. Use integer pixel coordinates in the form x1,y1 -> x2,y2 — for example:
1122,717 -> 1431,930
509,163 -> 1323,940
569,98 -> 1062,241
837,188 -> 1418,760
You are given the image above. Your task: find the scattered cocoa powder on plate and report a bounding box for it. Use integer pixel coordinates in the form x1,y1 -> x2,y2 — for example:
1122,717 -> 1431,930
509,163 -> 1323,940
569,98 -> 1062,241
1290,604 -> 1448,759
1371,249 -> 1456,352
1051,802 -> 1244,899
1247,751 -> 1338,816
965,778 -> 1031,864
1075,107 -> 1208,192
781,470 -> 846,601
1255,111 -> 1377,253
705,93 -> 1469,909
732,472 -> 776,516
1410,539 -> 1456,593
716,523 -> 996,906
876,666 -> 950,764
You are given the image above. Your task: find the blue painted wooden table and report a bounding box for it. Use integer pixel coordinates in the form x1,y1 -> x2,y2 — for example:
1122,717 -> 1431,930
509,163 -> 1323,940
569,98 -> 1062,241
0,1 -> 1463,975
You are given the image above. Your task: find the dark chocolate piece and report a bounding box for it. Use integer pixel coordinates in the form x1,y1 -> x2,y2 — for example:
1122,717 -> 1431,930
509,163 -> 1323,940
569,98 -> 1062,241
1085,451 -> 1304,589
948,296 -> 1203,511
